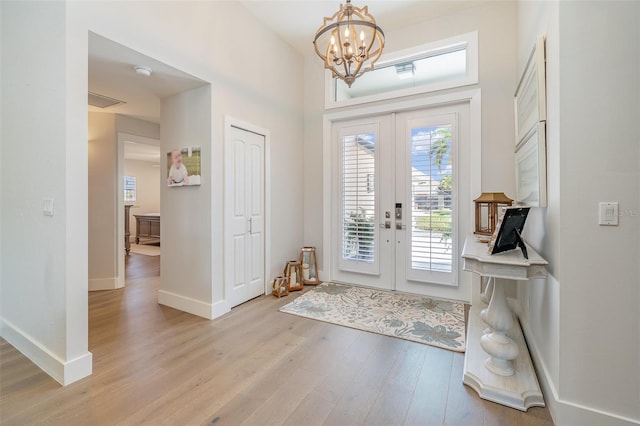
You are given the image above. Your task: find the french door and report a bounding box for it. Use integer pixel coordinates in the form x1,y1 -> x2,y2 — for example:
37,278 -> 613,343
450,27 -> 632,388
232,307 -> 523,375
331,103 -> 472,298
225,126 -> 265,308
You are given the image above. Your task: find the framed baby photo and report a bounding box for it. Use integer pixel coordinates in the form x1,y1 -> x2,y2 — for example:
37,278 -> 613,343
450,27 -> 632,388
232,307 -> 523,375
166,146 -> 201,187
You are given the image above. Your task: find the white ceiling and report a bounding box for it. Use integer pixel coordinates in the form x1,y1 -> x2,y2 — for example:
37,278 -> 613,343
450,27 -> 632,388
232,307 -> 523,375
124,140 -> 161,164
88,33 -> 206,123
240,0 -> 487,54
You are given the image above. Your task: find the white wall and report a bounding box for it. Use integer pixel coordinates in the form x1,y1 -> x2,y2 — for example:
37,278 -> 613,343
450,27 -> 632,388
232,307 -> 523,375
304,1 -> 518,301
518,1 -> 640,424
516,0 -> 561,413
88,112 -> 119,290
0,1 -> 91,385
159,86 -> 215,317
124,159 -> 160,239
1,0 -> 303,383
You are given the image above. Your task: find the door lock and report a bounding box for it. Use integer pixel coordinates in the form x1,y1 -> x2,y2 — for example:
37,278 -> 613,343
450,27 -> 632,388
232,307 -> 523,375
395,203 -> 402,220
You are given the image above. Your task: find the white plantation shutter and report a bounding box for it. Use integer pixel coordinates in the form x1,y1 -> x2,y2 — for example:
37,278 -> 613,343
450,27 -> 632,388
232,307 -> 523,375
410,125 -> 454,274
342,133 -> 376,265
124,176 -> 136,202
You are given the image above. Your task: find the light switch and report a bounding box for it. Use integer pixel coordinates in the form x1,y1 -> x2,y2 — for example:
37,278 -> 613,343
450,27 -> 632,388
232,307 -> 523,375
43,198 -> 54,217
598,202 -> 618,226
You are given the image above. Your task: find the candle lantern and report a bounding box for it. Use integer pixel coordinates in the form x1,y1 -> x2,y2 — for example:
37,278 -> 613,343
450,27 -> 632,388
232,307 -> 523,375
284,260 -> 303,291
271,276 -> 289,298
474,192 -> 513,236
299,246 -> 320,285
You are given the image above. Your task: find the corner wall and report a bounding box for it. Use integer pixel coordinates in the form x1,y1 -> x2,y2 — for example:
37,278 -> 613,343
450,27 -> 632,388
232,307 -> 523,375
159,85 -> 215,318
517,1 -> 640,424
1,1 -> 91,385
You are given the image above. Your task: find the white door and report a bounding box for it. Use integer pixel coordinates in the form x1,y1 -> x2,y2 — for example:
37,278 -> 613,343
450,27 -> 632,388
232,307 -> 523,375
332,103 -> 471,299
225,126 -> 265,308
331,116 -> 394,290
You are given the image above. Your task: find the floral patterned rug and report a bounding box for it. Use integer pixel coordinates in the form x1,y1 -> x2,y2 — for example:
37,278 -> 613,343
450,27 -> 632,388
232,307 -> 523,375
279,283 -> 465,352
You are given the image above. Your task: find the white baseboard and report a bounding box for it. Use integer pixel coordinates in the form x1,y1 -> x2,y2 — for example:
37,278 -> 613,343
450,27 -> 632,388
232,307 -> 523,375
0,318 -> 92,386
211,299 -> 230,319
518,305 -> 640,426
158,290 -> 229,320
89,277 -> 123,291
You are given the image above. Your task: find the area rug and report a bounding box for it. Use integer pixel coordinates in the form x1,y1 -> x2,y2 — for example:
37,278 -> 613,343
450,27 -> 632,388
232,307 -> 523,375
129,244 -> 160,256
279,282 -> 465,352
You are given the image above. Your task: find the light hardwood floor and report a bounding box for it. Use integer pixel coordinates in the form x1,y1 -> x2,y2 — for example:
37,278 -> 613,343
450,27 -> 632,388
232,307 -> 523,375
0,254 -> 553,426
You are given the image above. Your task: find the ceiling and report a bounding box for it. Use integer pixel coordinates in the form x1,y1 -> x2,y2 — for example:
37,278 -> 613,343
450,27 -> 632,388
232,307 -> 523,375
240,0 -> 487,54
124,140 -> 161,164
88,33 -> 206,123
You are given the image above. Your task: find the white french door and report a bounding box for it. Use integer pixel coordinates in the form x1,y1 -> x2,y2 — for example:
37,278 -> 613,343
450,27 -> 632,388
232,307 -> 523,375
331,103 -> 472,299
225,126 -> 265,308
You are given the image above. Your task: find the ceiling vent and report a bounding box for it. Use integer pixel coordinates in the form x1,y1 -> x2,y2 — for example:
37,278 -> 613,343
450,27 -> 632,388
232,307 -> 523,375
88,92 -> 126,108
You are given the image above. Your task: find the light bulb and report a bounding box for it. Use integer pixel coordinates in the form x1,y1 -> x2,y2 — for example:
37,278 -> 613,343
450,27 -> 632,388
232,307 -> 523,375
345,27 -> 349,38
360,31 -> 365,41
331,35 -> 335,45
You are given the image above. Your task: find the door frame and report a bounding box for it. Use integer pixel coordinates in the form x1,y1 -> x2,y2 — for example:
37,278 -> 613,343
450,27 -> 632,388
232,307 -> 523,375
224,116 -> 272,303
322,89 -> 482,302
116,132 -> 161,290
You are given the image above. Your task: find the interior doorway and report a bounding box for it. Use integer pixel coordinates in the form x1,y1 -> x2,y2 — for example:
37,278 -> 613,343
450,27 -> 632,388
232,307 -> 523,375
330,102 -> 474,299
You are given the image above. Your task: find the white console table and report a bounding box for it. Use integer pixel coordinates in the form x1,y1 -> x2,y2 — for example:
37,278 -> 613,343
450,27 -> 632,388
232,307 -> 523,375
461,235 -> 548,411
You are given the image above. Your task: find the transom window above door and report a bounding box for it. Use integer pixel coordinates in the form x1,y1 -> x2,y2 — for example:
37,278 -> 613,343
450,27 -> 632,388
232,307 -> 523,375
326,32 -> 478,109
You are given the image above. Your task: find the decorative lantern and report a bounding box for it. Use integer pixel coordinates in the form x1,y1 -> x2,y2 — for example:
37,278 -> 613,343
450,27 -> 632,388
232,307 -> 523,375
474,192 -> 513,236
284,260 -> 304,291
299,246 -> 320,285
271,276 -> 289,298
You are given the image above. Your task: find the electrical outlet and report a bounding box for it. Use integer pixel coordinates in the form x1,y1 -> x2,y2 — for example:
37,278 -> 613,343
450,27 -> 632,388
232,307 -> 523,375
43,198 -> 54,217
598,202 -> 618,226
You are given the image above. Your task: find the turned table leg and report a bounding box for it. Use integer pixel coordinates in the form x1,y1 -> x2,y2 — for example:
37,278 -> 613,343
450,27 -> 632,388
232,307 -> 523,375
480,277 -> 494,332
480,279 -> 519,376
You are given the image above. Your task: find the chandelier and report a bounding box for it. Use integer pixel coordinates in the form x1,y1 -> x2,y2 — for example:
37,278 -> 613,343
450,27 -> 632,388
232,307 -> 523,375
313,0 -> 385,87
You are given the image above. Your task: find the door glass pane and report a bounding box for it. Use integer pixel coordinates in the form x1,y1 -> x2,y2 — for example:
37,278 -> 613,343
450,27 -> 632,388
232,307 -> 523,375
342,133 -> 375,263
410,125 -> 453,272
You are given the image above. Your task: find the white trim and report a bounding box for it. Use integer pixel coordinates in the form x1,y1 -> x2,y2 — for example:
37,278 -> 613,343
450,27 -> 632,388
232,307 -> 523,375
322,89 -> 482,288
0,318 -> 93,386
88,277 -> 123,291
223,116 -> 272,302
326,32 -> 479,109
211,299 -> 230,319
518,304 -> 640,426
158,290 -> 219,320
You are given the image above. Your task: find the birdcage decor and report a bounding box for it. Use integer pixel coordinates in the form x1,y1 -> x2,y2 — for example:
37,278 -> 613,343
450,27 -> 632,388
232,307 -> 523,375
271,276 -> 289,298
284,260 -> 304,291
299,246 -> 320,285
474,192 -> 513,236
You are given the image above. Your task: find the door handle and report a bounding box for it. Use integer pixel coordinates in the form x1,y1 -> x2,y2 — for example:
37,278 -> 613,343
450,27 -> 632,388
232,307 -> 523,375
248,217 -> 253,234
380,220 -> 391,229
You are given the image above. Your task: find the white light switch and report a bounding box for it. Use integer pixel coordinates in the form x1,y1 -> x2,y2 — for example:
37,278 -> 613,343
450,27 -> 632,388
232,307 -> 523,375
43,198 -> 54,217
599,202 -> 618,226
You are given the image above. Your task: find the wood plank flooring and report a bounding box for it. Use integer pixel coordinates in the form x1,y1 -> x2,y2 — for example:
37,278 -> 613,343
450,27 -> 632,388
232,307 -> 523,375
0,253 -> 553,425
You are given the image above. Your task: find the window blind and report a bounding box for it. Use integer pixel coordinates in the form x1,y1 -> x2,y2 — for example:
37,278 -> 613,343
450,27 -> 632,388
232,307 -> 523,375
410,125 -> 453,273
342,133 -> 376,263
124,176 -> 136,202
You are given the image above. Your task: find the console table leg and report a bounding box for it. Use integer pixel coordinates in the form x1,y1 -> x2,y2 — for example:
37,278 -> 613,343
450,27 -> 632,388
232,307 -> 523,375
480,277 -> 494,333
480,279 -> 519,376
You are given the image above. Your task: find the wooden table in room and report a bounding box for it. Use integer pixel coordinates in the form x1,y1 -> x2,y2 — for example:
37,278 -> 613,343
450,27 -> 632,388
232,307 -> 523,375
461,235 -> 548,411
134,213 -> 160,245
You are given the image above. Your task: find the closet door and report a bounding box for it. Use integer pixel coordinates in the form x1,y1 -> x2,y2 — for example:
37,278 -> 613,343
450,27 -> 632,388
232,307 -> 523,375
225,126 -> 265,308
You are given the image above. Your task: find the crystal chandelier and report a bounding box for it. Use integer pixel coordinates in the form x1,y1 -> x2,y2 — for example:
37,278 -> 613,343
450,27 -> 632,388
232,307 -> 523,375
313,0 -> 385,87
